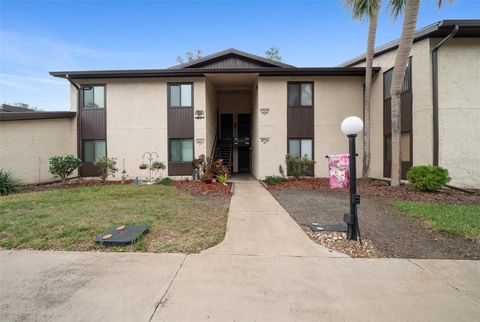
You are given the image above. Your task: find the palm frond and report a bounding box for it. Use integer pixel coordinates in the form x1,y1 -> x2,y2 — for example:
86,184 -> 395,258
344,0 -> 381,19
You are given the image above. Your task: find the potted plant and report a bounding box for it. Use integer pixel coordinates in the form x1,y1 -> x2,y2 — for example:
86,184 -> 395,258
139,163 -> 148,170
151,161 -> 165,170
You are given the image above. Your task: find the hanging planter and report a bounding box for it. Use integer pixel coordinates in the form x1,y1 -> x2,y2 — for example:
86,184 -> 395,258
139,163 -> 148,170
151,161 -> 166,170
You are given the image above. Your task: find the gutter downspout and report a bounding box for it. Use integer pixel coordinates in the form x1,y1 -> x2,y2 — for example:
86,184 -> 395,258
432,25 -> 459,166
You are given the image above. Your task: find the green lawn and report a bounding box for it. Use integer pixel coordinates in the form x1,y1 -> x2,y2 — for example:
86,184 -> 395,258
392,201 -> 480,239
0,185 -> 229,253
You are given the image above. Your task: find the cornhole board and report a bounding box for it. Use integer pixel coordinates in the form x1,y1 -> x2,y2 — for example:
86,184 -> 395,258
307,223 -> 347,233
95,225 -> 148,246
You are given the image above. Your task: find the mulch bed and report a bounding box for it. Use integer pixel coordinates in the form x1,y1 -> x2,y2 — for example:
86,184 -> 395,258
171,180 -> 232,196
268,179 -> 480,260
19,179 -> 134,193
265,178 -> 480,205
19,179 -> 233,197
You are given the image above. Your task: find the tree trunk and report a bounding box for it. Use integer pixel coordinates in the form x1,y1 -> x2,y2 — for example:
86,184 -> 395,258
362,6 -> 379,180
390,0 -> 419,186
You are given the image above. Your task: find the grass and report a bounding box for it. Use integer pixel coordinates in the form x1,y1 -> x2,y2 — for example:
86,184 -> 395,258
0,184 -> 229,253
392,201 -> 480,239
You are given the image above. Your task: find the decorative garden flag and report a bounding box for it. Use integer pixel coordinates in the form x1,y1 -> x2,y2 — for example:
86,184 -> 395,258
328,154 -> 350,189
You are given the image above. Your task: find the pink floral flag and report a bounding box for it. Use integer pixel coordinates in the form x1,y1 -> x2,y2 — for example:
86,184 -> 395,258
328,154 -> 350,189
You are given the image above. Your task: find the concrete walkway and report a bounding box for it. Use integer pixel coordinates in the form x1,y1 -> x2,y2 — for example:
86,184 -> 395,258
1,177 -> 479,321
204,178 -> 345,257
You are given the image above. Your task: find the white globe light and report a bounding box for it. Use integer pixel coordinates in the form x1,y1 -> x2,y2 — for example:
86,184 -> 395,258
341,116 -> 364,136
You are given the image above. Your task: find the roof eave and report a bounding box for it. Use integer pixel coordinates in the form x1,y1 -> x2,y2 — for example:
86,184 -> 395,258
50,67 -> 378,79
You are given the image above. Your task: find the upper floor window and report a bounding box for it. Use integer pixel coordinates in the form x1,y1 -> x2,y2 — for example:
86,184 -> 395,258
383,58 -> 411,100
82,85 -> 105,109
168,83 -> 193,108
288,82 -> 313,107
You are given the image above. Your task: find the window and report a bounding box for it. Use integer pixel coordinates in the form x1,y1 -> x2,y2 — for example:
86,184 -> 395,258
170,139 -> 193,162
400,132 -> 411,162
82,86 -> 105,109
384,135 -> 392,163
168,83 -> 192,107
383,59 -> 411,100
288,82 -> 313,107
288,139 -> 313,160
83,140 -> 106,163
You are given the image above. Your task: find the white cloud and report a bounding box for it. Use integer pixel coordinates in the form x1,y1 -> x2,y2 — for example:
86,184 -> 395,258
0,30 -> 147,110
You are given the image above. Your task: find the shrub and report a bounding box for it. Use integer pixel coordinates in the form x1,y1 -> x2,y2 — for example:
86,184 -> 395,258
94,157 -> 118,183
49,155 -> 82,185
193,154 -> 229,182
216,174 -> 228,185
285,154 -> 315,179
407,165 -> 450,192
264,175 -> 285,185
156,177 -> 172,185
0,170 -> 21,195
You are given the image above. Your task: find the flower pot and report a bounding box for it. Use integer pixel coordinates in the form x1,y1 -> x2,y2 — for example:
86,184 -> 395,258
139,165 -> 148,170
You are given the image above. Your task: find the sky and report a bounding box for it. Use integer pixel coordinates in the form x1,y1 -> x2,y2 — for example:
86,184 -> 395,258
1,0 -> 479,111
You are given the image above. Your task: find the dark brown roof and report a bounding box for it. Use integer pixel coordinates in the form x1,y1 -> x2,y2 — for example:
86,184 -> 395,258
169,48 -> 294,69
340,20 -> 480,67
50,67 -> 378,79
0,111 -> 76,122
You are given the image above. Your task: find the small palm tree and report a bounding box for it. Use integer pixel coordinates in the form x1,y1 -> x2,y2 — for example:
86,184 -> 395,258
344,0 -> 381,180
388,0 -> 454,186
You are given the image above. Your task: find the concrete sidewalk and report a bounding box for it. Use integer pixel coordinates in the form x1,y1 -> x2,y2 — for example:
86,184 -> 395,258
1,179 -> 479,321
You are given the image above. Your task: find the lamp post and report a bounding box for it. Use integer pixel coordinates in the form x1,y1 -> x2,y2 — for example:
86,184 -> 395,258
340,116 -> 364,241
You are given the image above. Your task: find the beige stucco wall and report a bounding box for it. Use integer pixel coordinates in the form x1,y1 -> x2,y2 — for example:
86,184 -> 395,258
71,77 -> 205,180
437,38 -> 480,188
255,76 -> 364,179
205,78 -> 217,157
354,38 -> 433,179
0,118 -> 76,184
251,81 -> 259,178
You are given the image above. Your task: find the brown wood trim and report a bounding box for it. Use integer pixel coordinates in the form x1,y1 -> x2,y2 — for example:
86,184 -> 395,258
78,84 -> 107,177
383,57 -> 413,179
0,111 -> 76,121
168,108 -> 194,138
287,107 -> 314,137
79,163 -> 101,177
168,162 -> 193,176
81,109 -> 106,139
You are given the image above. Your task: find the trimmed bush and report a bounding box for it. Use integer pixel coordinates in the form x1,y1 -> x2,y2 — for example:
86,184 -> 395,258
407,165 -> 450,192
49,155 -> 82,185
94,157 -> 118,183
0,170 -> 21,195
156,177 -> 173,185
285,154 -> 315,179
264,176 -> 285,185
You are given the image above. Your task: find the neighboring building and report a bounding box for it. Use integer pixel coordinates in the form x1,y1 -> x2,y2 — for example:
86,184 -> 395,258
1,20 -> 479,188
0,103 -> 35,113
